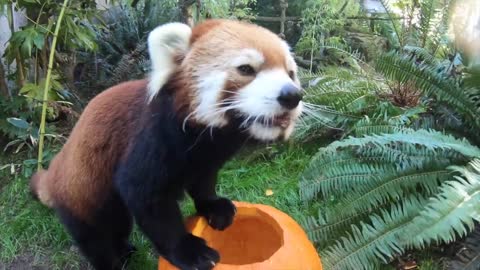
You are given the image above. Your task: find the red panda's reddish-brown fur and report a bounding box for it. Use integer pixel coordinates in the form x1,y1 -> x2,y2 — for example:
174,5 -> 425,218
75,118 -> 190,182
30,79 -> 148,221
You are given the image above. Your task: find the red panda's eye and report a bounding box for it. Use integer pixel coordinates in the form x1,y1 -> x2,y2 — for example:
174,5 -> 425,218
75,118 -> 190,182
237,65 -> 256,76
289,70 -> 295,80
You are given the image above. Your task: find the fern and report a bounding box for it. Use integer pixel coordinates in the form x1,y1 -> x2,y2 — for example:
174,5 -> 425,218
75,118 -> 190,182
378,0 -> 403,48
331,129 -> 480,157
300,127 -> 480,268
402,45 -> 439,66
304,200 -> 396,248
330,169 -> 451,218
301,160 -> 397,200
375,52 -> 480,133
321,196 -> 425,270
295,68 -> 381,141
424,0 -> 455,54
418,0 -> 437,48
404,159 -> 480,249
297,0 -> 480,267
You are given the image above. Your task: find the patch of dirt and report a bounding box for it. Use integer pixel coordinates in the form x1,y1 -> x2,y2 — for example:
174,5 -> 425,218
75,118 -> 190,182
0,249 -> 90,270
0,252 -> 50,270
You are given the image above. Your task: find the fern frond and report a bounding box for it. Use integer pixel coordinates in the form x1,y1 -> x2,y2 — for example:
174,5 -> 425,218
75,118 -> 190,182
321,196 -> 425,270
426,0 -> 455,54
300,129 -> 477,200
351,115 -> 411,137
328,129 -> 480,158
418,0 -> 437,48
359,143 -> 467,171
378,0 -> 403,48
319,42 -> 367,71
304,209 -> 368,247
404,159 -> 480,249
300,159 -> 397,200
403,45 -> 439,65
303,200 -> 395,247
330,169 -> 451,219
349,104 -> 428,136
375,52 -> 479,130
301,67 -> 382,111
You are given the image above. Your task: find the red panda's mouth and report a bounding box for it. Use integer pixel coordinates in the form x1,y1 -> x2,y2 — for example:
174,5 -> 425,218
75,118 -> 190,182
231,111 -> 293,130
269,113 -> 291,128
256,113 -> 292,129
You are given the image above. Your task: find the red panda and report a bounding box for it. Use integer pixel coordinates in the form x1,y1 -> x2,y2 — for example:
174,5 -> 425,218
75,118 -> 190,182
30,19 -> 303,270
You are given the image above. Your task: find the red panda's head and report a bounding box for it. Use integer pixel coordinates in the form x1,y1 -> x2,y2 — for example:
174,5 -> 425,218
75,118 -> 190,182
146,19 -> 303,141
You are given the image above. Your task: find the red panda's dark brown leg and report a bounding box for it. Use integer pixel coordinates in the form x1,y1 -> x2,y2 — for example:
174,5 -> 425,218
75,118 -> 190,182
187,171 -> 236,231
114,169 -> 220,269
111,209 -> 136,265
56,208 -> 122,270
56,192 -> 135,270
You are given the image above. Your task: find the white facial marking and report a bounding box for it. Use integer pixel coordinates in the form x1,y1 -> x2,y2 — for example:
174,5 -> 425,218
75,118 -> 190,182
192,71 -> 229,127
237,69 -> 296,116
249,122 -> 282,141
147,22 -> 192,102
189,49 -> 265,128
236,68 -> 303,141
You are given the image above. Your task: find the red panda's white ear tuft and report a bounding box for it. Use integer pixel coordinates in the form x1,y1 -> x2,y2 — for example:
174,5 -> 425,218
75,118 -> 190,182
146,22 -> 192,102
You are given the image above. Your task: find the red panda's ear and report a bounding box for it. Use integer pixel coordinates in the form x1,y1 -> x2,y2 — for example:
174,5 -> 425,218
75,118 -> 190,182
190,19 -> 223,45
146,22 -> 192,102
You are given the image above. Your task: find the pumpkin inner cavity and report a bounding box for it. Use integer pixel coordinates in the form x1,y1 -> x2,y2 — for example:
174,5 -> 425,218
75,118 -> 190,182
200,207 -> 284,265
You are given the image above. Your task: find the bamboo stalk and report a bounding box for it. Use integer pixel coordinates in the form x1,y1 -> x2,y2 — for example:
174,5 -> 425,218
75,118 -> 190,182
37,0 -> 70,171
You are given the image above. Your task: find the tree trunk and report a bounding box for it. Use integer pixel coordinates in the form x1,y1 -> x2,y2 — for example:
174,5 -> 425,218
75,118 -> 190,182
0,60 -> 10,98
180,0 -> 196,27
279,0 -> 288,39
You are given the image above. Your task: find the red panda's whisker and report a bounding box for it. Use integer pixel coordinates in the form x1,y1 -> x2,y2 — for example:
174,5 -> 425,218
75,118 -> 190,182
300,107 -> 342,130
219,90 -> 238,95
182,99 -> 245,130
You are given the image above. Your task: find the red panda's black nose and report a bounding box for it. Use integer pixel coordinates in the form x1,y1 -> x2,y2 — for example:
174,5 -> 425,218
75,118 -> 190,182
277,83 -> 303,110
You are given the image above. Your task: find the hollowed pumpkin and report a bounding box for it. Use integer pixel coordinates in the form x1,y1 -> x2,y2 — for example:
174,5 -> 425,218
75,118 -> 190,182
158,201 -> 322,270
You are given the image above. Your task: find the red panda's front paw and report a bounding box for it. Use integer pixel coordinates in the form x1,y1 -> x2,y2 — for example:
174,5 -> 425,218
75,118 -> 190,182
168,234 -> 219,270
196,197 -> 237,230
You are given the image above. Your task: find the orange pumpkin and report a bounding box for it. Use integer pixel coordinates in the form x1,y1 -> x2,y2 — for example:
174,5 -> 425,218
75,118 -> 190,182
158,201 -> 322,270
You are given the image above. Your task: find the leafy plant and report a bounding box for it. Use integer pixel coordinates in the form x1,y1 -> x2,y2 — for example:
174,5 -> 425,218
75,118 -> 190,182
300,127 -> 480,269
296,1 -> 480,268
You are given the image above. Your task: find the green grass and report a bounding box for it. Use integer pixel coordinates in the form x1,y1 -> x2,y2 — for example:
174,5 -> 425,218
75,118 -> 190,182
0,141 -> 323,269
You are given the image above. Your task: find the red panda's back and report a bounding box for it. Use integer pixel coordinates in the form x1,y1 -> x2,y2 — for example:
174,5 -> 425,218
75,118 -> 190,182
42,79 -> 148,221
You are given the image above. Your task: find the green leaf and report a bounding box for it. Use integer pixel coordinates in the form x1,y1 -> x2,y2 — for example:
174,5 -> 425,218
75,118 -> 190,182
20,36 -> 33,58
6,118 -> 30,130
23,159 -> 38,166
32,33 -> 45,49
